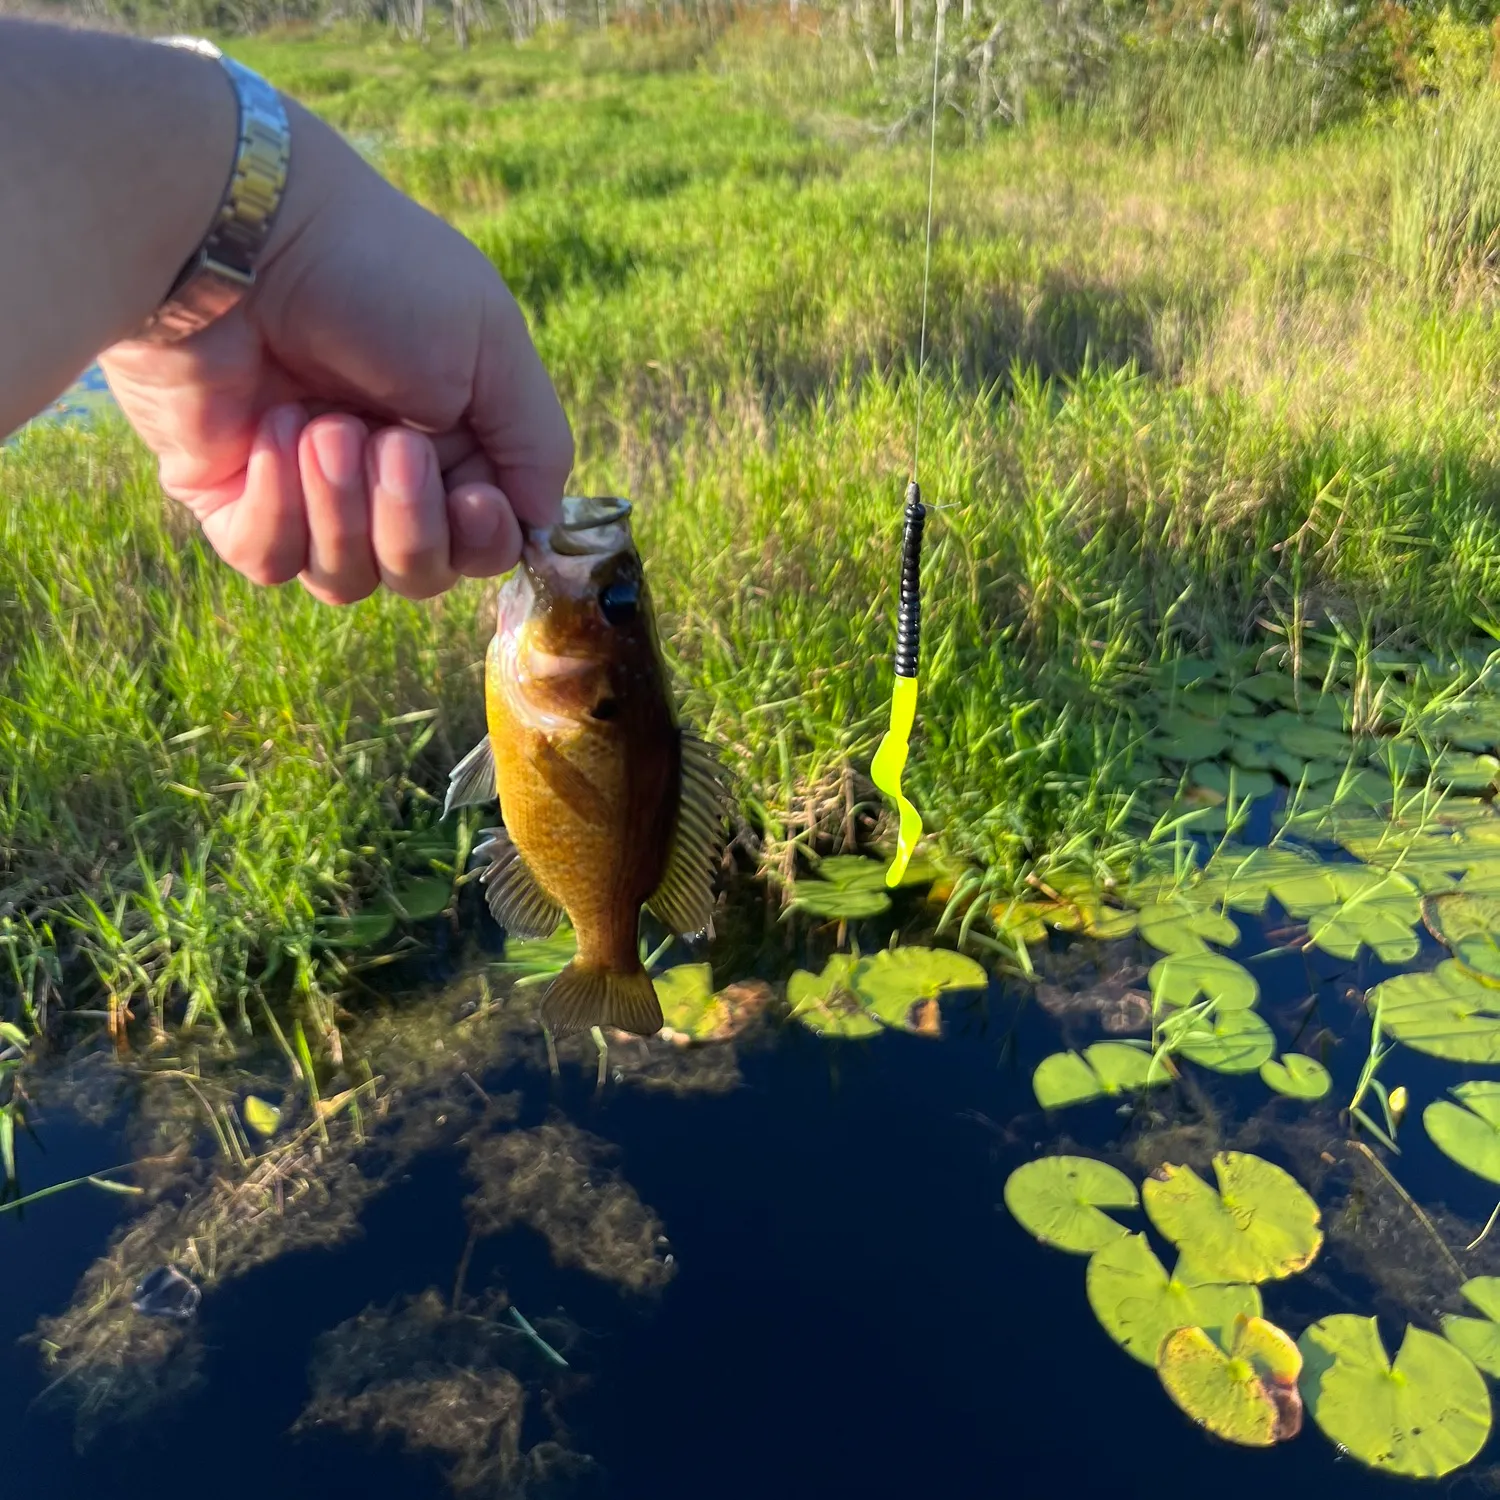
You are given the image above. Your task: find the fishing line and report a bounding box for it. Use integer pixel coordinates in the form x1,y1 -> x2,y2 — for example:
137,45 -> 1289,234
870,9 -> 943,889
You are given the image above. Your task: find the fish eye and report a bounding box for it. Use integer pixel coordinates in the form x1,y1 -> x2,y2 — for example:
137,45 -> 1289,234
599,578 -> 639,626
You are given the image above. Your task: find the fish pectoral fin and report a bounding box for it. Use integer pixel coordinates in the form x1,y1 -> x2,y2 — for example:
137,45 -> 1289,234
541,961 -> 662,1039
473,826 -> 565,938
645,730 -> 734,940
444,735 -> 497,817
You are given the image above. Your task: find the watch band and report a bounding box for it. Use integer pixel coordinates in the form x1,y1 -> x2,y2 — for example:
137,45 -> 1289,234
130,38 -> 291,345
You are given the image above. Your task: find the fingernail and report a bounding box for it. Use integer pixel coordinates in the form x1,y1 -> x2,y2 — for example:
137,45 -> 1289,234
377,430 -> 431,500
452,488 -> 501,550
270,404 -> 304,452
311,421 -> 362,489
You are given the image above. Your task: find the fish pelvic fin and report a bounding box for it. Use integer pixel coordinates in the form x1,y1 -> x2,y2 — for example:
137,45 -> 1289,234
444,735 -> 497,817
646,730 -> 734,939
473,825 -> 565,938
541,962 -> 662,1039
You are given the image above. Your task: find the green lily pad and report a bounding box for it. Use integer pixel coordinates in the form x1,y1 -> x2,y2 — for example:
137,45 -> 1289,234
1203,846 -> 1324,915
852,945 -> 987,1031
1276,721 -> 1351,760
1369,960 -> 1500,1063
1190,763 -> 1276,802
314,911 -> 396,949
1149,951 -> 1259,1011
243,1095 -> 282,1138
1237,673 -> 1300,707
1137,902 -> 1240,956
495,927 -> 577,974
1086,1231 -> 1261,1366
1433,752 -> 1500,794
1003,1155 -> 1138,1254
1306,895 -> 1420,964
787,882 -> 892,919
991,900 -> 1049,945
1424,892 -> 1500,980
1442,1278 -> 1500,1379
1158,1316 -> 1303,1446
384,874 -> 453,921
1169,1006 -> 1277,1074
1148,714 -> 1232,763
1144,1151 -> 1323,1283
1425,1081 -> 1500,1184
654,963 -> 716,1034
1299,1316 -> 1491,1478
1033,1041 -> 1171,1109
787,954 -> 883,1038
1259,1053 -> 1332,1099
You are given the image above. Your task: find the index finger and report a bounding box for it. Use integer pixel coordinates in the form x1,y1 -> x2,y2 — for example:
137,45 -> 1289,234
468,280 -> 574,530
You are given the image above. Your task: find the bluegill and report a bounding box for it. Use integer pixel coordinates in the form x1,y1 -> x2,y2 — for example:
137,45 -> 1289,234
444,496 -> 731,1038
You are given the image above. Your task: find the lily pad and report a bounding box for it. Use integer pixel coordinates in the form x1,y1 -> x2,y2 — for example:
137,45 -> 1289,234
1003,1155 -> 1138,1254
1305,894 -> 1421,964
1259,1053 -> 1332,1099
1086,1231 -> 1261,1366
1299,1316 -> 1491,1478
1158,1316 -> 1303,1447
1275,721 -> 1351,761
654,963 -> 716,1035
384,874 -> 453,921
1148,713 -> 1231,763
1369,960 -> 1500,1063
495,928 -> 577,974
314,911 -> 396,949
1149,951 -> 1259,1011
1190,763 -> 1275,802
1442,1277 -> 1500,1379
1203,846 -> 1324,915
786,954 -> 882,1038
1033,1041 -> 1171,1109
1424,891 -> 1500,980
1144,1151 -> 1323,1284
1432,752 -> 1500,794
851,945 -> 987,1032
1425,1081 -> 1500,1184
1169,1006 -> 1276,1074
1136,902 -> 1240,956
787,882 -> 892,919
242,1096 -> 282,1138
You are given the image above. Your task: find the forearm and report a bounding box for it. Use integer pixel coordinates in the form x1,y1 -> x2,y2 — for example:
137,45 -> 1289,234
0,20 -> 238,436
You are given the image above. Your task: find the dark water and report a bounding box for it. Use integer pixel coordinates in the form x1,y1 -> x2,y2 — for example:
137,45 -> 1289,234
8,884 -> 1500,1500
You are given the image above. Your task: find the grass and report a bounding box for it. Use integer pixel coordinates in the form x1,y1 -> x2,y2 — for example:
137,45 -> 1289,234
7,20 -> 1500,1044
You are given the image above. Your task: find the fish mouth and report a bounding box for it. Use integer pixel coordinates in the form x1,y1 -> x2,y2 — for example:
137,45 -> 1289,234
525,495 -> 634,561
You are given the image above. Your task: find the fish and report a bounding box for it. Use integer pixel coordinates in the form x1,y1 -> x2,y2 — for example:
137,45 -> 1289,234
444,495 -> 732,1039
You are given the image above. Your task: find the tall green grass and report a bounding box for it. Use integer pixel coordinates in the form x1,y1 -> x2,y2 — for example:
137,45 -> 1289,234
6,26 -> 1500,1037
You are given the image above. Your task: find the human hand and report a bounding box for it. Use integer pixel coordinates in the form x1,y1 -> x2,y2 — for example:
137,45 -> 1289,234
99,98 -> 573,605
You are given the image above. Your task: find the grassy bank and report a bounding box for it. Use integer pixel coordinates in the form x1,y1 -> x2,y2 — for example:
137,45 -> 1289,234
6,23 -> 1500,1039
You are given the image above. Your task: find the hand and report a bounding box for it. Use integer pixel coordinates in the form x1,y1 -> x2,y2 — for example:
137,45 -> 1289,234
99,98 -> 573,605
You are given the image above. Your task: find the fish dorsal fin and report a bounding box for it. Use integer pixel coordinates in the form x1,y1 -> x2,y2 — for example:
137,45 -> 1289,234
472,825 -> 565,938
444,735 -> 497,818
646,731 -> 733,939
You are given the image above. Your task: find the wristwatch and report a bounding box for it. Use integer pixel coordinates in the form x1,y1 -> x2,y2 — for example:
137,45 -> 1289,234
130,37 -> 291,344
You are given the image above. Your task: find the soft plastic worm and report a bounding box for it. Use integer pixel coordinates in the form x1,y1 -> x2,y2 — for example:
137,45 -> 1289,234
870,481 -> 926,888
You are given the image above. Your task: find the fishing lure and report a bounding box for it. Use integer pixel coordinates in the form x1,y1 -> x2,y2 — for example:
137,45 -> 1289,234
872,18 -> 942,889
870,481 -> 926,887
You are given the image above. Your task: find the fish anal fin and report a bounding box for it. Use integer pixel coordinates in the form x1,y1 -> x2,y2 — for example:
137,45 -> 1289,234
541,962 -> 662,1039
472,826 -> 564,939
646,730 -> 733,939
444,735 -> 497,817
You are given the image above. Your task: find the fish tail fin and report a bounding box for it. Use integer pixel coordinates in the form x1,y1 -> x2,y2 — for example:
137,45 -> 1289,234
541,961 -> 662,1039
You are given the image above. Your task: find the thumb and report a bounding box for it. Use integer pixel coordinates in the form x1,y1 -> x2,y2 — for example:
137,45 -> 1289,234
469,282 -> 574,529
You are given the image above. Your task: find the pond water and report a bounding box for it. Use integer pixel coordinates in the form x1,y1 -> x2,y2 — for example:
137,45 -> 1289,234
9,838 -> 1500,1500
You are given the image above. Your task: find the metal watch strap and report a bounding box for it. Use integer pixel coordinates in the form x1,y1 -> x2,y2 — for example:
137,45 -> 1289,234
130,38 -> 291,345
